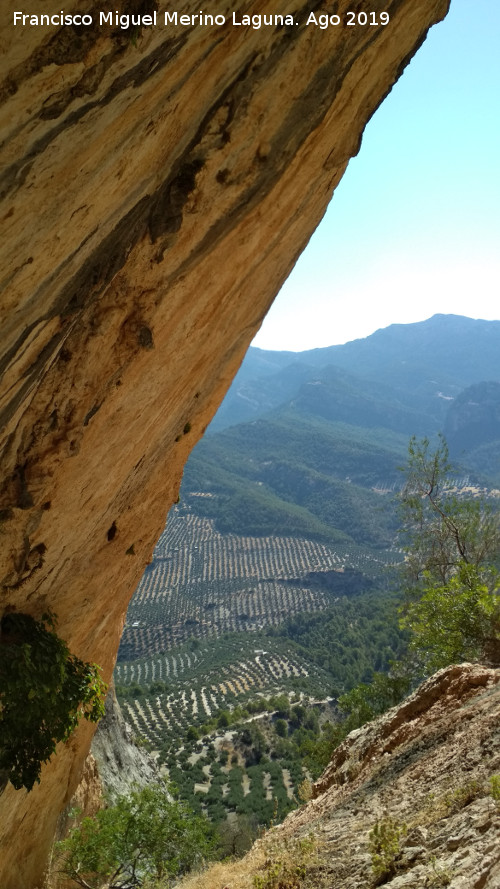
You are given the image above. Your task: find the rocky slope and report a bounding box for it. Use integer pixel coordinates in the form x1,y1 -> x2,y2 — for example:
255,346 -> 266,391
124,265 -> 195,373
90,685 -> 160,800
180,663 -> 500,889
305,663 -> 500,887
0,1 -> 449,885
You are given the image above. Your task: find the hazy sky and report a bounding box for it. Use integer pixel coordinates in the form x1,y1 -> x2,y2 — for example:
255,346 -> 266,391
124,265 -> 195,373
253,0 -> 500,352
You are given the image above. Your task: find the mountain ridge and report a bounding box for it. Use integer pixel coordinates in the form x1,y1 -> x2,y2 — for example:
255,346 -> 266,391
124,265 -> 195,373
183,315 -> 500,550
212,315 -> 500,432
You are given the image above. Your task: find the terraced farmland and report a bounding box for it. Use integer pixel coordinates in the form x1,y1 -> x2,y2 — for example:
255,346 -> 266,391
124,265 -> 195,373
168,750 -> 306,828
115,628 -> 336,829
115,634 -> 329,746
115,503 -> 403,828
118,505 -> 397,660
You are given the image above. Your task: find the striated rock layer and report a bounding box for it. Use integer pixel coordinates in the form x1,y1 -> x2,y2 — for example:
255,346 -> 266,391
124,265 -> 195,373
296,663 -> 500,887
0,1 -> 449,885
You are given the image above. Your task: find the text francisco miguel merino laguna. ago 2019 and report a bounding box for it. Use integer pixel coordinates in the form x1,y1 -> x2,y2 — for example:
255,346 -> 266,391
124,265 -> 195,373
13,9 -> 391,29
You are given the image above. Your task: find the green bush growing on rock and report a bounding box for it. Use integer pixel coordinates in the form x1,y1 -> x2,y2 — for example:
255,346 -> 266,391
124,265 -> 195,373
0,610 -> 106,791
443,778 -> 484,814
369,816 -> 407,884
490,774 -> 500,805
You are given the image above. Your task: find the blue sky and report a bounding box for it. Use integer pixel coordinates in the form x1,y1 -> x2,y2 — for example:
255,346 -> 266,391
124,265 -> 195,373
253,0 -> 500,351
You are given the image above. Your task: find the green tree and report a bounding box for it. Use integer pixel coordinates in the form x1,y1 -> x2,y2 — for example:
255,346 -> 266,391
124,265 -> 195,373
274,718 -> 288,738
269,695 -> 290,718
57,782 -> 215,889
217,813 -> 259,857
337,669 -> 411,731
401,563 -> 500,670
149,681 -> 168,695
217,710 -> 231,729
398,436 -> 500,667
238,724 -> 267,765
398,435 -> 500,590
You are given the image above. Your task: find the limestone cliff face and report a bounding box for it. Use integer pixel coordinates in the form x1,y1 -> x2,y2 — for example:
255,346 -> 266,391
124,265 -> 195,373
52,687 -> 159,885
90,685 -> 160,799
0,1 -> 449,885
54,687 -> 159,849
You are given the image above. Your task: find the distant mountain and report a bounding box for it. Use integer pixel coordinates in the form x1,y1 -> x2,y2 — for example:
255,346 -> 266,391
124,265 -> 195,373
211,315 -> 500,432
183,315 -> 500,544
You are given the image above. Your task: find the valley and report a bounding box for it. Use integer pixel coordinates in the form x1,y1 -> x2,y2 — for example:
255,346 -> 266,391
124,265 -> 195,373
115,507 -> 404,828
114,314 -> 500,834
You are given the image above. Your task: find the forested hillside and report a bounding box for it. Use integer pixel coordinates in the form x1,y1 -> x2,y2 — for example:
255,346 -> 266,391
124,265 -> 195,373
182,415 -> 406,545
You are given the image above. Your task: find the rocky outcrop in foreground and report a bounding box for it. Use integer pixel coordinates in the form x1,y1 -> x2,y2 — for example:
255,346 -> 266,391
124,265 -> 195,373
180,664 -> 500,889
305,663 -> 500,887
0,0 -> 449,884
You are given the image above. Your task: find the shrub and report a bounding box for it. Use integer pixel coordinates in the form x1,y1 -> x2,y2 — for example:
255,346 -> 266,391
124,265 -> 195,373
57,781 -> 215,888
426,856 -> 453,887
0,611 -> 106,791
254,835 -> 318,889
490,774 -> 500,805
369,816 -> 407,883
443,779 -> 484,814
297,779 -> 313,803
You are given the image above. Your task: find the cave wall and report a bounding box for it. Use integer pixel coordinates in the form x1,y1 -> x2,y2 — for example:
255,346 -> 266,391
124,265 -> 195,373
0,1 -> 449,885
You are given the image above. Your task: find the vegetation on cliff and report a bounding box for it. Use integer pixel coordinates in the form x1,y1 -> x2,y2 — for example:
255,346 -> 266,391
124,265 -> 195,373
0,611 -> 106,792
398,435 -> 500,669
